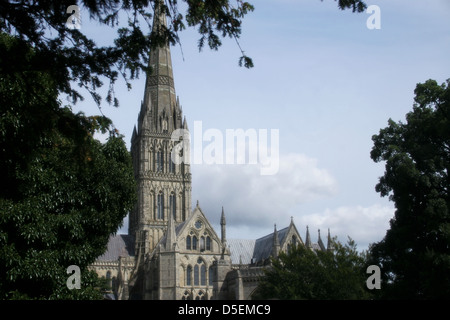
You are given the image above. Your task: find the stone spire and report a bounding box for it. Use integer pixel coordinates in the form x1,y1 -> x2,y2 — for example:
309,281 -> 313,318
139,0 -> 182,133
305,226 -> 312,249
220,206 -> 226,246
327,228 -> 333,251
317,229 -> 326,251
271,224 -> 280,258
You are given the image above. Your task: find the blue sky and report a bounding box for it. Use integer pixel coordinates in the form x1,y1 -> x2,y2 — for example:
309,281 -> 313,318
72,0 -> 450,251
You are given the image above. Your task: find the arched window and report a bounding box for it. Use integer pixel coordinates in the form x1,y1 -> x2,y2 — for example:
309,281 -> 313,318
106,271 -> 112,289
292,235 -> 297,247
112,277 -> 116,291
156,150 -> 164,172
186,235 -> 191,250
186,266 -> 192,286
206,236 -> 211,251
209,266 -> 214,286
169,151 -> 176,173
200,265 -> 206,286
197,290 -> 206,300
192,236 -> 198,250
170,193 -> 176,220
194,265 -> 199,286
200,236 -> 205,251
157,192 -> 164,219
182,290 -> 191,300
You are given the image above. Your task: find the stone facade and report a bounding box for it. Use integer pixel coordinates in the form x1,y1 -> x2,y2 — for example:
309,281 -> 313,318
89,3 -> 331,300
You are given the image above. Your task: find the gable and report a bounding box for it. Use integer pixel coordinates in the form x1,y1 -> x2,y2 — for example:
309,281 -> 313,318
280,222 -> 304,252
178,205 -> 220,239
158,204 -> 223,254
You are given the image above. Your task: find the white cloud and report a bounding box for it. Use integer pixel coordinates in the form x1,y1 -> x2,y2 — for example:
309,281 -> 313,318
297,204 -> 395,251
191,152 -> 338,232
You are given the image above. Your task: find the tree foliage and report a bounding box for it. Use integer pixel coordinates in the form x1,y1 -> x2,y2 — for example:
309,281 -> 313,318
254,238 -> 371,300
0,33 -> 136,299
0,0 -> 255,107
369,79 -> 450,299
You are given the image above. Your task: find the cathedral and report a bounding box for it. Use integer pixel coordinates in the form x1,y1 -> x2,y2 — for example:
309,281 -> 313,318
89,3 -> 331,300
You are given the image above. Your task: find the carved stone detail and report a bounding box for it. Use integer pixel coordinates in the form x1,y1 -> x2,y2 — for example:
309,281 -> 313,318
147,75 -> 174,87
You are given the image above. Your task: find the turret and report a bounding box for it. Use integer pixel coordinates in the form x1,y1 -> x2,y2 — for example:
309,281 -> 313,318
317,229 -> 326,251
271,224 -> 280,258
220,206 -> 226,246
327,228 -> 333,251
305,226 -> 312,249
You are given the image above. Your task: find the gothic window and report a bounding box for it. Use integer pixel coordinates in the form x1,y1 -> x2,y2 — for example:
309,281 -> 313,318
157,192 -> 164,220
112,277 -> 116,291
208,266 -> 214,286
169,193 -> 176,220
191,259 -> 207,287
169,154 -> 176,173
106,271 -> 112,290
182,290 -> 191,300
292,235 -> 297,247
186,266 -> 192,286
156,150 -> 164,172
186,235 -> 191,250
197,291 -> 206,300
192,236 -> 198,250
206,236 -> 211,251
181,196 -> 185,221
200,264 -> 206,286
200,236 -> 205,252
194,265 -> 199,286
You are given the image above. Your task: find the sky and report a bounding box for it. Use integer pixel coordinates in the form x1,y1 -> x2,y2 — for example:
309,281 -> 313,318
72,0 -> 450,251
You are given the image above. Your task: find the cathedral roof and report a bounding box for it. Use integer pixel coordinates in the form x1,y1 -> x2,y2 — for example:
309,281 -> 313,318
227,239 -> 256,265
227,222 -> 328,265
96,234 -> 135,261
227,227 -> 290,265
252,226 -> 290,263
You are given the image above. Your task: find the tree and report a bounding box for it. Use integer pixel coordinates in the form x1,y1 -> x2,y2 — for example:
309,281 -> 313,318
0,0 -> 366,107
369,79 -> 450,299
0,33 -> 136,299
254,238 -> 371,300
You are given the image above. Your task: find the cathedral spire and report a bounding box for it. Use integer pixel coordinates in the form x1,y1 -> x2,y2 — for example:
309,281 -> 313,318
305,226 -> 312,249
327,228 -> 333,251
317,229 -> 326,251
141,0 -> 179,133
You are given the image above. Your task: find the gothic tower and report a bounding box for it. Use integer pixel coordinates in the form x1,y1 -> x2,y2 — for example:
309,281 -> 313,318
129,2 -> 192,256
